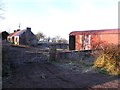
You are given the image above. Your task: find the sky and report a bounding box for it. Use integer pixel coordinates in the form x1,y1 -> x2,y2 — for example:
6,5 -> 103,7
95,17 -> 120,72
0,0 -> 119,40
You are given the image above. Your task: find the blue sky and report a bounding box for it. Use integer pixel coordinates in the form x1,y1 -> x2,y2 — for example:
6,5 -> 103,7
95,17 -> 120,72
0,0 -> 119,40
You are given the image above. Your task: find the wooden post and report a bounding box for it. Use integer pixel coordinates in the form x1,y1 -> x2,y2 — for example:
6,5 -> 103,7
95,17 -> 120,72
49,44 -> 56,61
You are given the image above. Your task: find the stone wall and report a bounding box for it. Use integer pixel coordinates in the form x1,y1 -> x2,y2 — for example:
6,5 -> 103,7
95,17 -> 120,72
56,50 -> 95,64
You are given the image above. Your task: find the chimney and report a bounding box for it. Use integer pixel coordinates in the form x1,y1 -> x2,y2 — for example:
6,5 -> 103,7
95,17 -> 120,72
17,29 -> 20,31
26,27 -> 31,31
14,30 -> 16,32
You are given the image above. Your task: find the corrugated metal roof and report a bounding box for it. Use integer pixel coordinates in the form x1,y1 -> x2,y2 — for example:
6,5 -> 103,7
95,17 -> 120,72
69,29 -> 120,35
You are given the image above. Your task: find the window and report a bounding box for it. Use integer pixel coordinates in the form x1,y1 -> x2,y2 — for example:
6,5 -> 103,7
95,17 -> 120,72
16,38 -> 17,42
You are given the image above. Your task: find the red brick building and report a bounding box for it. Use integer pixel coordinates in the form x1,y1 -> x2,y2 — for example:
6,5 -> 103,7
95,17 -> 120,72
69,29 -> 120,50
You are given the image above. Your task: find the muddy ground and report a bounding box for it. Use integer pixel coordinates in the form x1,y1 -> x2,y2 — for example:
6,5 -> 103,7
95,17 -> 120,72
2,41 -> 120,88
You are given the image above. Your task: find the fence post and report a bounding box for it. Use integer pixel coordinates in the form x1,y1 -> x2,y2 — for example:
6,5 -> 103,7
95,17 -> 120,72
49,44 -> 57,61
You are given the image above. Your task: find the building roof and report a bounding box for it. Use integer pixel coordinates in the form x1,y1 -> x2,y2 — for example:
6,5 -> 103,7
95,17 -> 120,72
9,29 -> 26,37
69,29 -> 120,35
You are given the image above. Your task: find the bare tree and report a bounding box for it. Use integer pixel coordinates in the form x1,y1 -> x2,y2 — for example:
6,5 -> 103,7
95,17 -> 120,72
58,38 -> 68,43
0,2 -> 4,19
51,36 -> 60,42
35,32 -> 45,41
51,36 -> 68,43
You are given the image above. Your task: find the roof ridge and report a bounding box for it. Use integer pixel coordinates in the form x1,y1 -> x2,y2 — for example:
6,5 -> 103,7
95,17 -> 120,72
9,29 -> 27,37
70,29 -> 120,35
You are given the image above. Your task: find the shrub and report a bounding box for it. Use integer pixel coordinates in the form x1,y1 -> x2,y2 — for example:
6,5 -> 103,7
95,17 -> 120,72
93,44 -> 120,76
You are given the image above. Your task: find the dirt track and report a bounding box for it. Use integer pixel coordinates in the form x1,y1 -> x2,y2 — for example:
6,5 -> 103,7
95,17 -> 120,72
2,42 -> 120,88
3,62 -> 119,88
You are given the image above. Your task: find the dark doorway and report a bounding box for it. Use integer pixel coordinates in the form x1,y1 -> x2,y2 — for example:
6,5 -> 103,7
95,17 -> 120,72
69,35 -> 75,50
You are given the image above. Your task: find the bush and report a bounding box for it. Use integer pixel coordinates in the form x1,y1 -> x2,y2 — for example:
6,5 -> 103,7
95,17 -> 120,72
93,44 -> 120,76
